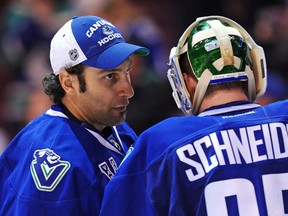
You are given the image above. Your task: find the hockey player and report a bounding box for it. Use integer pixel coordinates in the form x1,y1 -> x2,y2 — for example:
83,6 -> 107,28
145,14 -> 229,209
100,16 -> 288,216
0,15 -> 149,215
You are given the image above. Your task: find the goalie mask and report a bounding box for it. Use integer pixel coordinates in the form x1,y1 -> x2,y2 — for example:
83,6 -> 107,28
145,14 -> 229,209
167,16 -> 267,115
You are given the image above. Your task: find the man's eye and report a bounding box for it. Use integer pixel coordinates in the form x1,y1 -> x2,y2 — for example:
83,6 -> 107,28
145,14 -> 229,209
105,74 -> 114,80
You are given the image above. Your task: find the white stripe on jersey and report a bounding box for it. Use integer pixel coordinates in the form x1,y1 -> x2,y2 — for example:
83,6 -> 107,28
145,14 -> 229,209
198,103 -> 260,117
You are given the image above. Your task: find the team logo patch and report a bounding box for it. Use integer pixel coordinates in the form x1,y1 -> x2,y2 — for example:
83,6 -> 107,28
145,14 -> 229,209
69,48 -> 79,61
30,148 -> 71,192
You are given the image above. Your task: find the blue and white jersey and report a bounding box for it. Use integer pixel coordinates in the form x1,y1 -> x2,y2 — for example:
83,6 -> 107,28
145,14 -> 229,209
0,105 -> 137,216
100,100 -> 288,216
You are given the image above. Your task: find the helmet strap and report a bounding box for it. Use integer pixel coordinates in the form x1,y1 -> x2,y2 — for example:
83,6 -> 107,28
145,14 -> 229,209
245,65 -> 256,101
192,69 -> 213,115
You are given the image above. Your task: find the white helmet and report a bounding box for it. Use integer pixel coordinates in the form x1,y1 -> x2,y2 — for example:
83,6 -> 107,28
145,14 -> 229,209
167,16 -> 267,115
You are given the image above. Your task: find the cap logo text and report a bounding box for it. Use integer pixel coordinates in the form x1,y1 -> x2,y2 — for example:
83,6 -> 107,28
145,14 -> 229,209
86,20 -> 114,38
98,33 -> 122,46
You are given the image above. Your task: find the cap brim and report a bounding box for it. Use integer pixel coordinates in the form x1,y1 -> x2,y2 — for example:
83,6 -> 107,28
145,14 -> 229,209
82,43 -> 149,70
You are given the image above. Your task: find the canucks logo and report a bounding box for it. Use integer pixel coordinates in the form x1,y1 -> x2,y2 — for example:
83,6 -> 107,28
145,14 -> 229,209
102,25 -> 114,35
30,149 -> 70,192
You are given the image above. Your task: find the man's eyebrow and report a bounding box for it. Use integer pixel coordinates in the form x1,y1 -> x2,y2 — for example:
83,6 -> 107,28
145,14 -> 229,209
101,59 -> 133,73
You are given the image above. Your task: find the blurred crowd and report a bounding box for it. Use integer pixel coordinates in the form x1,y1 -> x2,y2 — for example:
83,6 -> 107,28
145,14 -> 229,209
0,0 -> 288,153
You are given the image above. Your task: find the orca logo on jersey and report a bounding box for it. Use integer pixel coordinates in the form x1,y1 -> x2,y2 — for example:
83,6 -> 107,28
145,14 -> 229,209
30,148 -> 71,192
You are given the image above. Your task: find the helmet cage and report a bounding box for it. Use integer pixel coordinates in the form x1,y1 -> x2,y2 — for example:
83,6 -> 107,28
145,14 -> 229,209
167,16 -> 267,115
168,47 -> 192,115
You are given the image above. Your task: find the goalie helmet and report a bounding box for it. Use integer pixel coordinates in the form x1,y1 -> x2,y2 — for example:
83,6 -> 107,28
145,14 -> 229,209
167,16 -> 267,115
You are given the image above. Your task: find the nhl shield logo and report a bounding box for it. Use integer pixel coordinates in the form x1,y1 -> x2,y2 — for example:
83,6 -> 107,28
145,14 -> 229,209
69,48 -> 79,61
30,148 -> 70,192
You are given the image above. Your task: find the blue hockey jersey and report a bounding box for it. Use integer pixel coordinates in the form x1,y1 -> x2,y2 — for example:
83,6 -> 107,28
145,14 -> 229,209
0,105 -> 137,216
100,100 -> 288,216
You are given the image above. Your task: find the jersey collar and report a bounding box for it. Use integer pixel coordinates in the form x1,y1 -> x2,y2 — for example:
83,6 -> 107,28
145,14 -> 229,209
198,101 -> 261,117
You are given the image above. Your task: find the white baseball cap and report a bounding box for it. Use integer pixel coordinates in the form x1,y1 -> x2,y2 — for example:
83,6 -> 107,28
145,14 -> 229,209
50,15 -> 150,75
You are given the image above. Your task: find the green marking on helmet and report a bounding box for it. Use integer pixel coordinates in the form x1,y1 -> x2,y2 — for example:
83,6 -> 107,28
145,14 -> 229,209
187,19 -> 253,80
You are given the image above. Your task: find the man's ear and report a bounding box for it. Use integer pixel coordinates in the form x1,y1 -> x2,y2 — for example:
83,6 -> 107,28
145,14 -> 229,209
58,70 -> 76,94
182,72 -> 197,98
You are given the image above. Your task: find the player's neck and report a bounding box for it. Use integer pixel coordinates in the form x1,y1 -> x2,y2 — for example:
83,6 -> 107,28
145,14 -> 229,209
199,89 -> 249,113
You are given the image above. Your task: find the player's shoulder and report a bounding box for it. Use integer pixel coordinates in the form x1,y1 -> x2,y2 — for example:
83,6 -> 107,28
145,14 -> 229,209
145,115 -> 219,137
254,99 -> 288,119
261,99 -> 288,112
